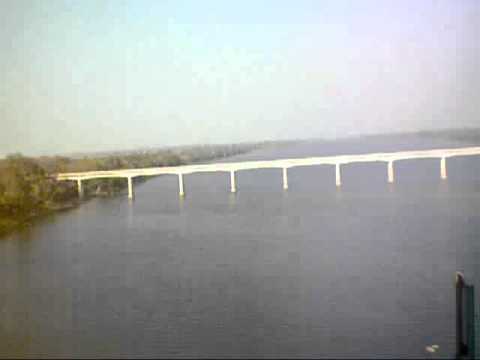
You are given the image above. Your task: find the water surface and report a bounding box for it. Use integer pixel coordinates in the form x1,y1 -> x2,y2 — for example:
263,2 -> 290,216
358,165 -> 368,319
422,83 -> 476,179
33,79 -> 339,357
1,135 -> 479,358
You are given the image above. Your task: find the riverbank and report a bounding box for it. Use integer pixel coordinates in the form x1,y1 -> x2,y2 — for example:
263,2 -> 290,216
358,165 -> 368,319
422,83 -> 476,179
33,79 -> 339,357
0,142 -> 271,238
0,200 -> 79,237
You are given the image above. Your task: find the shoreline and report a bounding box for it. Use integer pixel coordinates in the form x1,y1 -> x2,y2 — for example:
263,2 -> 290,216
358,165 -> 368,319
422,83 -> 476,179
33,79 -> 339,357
0,144 -> 268,239
0,201 -> 78,238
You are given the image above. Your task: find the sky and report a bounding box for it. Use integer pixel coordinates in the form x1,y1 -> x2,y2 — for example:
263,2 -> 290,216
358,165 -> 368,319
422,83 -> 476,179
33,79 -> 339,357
0,0 -> 479,156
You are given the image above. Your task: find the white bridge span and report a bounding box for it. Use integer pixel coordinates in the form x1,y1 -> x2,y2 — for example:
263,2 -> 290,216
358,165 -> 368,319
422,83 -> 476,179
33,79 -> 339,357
56,146 -> 480,199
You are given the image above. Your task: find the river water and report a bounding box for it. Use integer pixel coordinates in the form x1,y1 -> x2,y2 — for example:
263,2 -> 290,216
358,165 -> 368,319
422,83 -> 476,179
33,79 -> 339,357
1,135 -> 479,358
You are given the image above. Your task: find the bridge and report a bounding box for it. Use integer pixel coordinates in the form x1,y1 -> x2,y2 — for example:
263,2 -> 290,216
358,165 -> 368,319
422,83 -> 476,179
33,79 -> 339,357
56,146 -> 480,199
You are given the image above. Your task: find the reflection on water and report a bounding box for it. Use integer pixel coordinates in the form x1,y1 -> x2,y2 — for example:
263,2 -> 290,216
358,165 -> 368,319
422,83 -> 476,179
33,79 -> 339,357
0,135 -> 479,358
227,192 -> 237,211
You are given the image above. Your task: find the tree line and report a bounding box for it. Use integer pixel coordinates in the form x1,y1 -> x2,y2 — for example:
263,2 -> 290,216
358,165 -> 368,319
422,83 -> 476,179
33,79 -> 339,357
0,142 -> 265,236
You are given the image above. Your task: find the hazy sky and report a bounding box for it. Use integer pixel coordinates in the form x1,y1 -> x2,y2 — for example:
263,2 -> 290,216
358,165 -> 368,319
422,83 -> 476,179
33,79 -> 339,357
1,0 -> 479,156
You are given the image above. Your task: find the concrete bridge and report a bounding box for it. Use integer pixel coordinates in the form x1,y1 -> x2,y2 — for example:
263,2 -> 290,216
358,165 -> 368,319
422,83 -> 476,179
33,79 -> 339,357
56,146 -> 480,199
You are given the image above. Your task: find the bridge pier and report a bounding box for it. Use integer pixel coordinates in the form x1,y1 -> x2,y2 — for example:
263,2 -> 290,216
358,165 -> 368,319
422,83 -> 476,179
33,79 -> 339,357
127,177 -> 134,199
441,157 -> 447,179
282,167 -> 288,190
388,161 -> 395,183
77,179 -> 84,198
230,170 -> 236,193
178,173 -> 185,196
335,164 -> 341,187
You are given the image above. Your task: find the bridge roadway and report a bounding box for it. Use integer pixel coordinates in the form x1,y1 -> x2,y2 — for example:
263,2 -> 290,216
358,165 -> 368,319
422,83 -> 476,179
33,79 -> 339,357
56,146 -> 480,199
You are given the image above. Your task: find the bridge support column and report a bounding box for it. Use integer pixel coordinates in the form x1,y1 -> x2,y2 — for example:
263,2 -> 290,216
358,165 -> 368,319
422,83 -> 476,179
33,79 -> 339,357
335,164 -> 341,187
441,157 -> 447,179
127,177 -> 134,199
282,167 -> 288,190
388,161 -> 395,183
230,170 -> 236,193
178,173 -> 185,197
77,179 -> 84,198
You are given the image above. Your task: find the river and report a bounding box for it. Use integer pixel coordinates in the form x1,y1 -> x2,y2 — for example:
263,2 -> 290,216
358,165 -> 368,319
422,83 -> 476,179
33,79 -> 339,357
1,135 -> 479,358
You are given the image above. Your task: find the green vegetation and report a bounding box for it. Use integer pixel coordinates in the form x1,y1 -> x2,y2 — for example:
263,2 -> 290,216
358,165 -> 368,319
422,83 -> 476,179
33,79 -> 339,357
0,154 -> 78,236
0,143 -> 264,237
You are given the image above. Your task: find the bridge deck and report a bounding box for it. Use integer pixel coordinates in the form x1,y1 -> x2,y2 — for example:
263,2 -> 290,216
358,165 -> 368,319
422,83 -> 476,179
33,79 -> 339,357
56,146 -> 480,181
